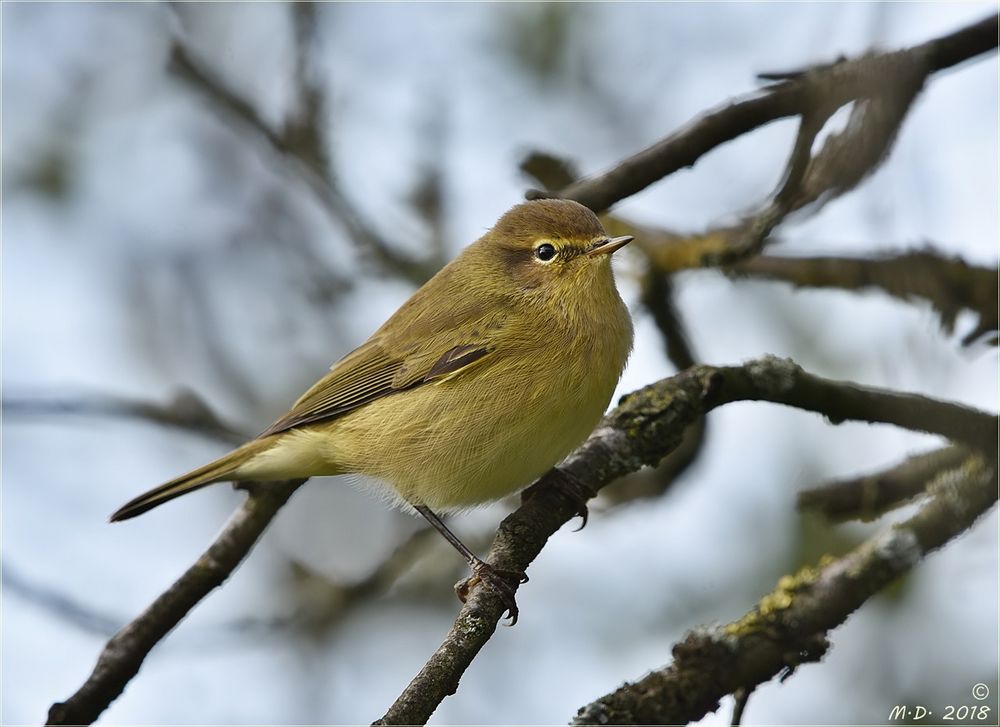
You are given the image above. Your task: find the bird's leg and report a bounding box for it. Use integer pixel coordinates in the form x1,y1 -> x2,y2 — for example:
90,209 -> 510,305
413,505 -> 528,625
521,468 -> 595,531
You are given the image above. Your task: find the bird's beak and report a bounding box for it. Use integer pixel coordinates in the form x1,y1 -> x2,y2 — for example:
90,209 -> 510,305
586,235 -> 634,257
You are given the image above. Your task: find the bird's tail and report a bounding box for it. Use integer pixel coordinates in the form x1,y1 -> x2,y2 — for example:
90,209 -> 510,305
110,438 -> 272,522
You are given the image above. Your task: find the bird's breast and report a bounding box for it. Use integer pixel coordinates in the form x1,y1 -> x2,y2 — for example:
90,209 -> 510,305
323,307 -> 631,511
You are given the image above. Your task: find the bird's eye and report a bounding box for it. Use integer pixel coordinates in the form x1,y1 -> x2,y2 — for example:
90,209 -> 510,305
534,243 -> 557,262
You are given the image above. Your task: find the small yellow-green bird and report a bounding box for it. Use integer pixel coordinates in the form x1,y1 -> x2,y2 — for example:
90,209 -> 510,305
112,199 -> 633,620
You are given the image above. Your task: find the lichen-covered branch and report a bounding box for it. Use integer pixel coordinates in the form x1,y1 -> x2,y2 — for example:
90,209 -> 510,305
727,251 -> 999,345
797,445 -> 971,522
44,357 -> 996,725
45,480 -> 305,726
572,455 -> 997,725
375,356 -> 998,724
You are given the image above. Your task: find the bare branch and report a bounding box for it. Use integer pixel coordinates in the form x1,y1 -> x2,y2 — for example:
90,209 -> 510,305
46,479 -> 305,726
771,105 -> 830,210
797,445 -> 971,522
539,19 -> 996,283
705,358 -> 997,453
282,2 -> 328,180
572,456 -> 997,725
375,357 -> 997,724
727,250 -> 1000,345
629,49 -> 925,268
3,389 -> 249,445
528,14 -> 997,214
10,527 -> 439,653
519,150 -> 579,191
281,526 -> 441,633
640,267 -> 698,372
4,562 -> 122,637
168,33 -> 437,282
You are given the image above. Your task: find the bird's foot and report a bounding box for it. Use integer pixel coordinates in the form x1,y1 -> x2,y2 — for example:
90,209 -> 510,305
522,469 -> 595,531
456,559 -> 529,626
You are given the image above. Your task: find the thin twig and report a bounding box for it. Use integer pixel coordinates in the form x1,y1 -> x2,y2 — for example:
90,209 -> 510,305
168,35 -> 436,282
3,562 -> 122,637
6,527 -> 440,646
731,687 -> 753,726
282,526 -> 441,633
3,389 -> 249,445
797,445 -> 971,522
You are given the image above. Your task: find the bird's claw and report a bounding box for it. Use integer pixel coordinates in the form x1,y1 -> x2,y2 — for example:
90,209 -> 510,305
456,560 -> 529,625
523,470 -> 595,531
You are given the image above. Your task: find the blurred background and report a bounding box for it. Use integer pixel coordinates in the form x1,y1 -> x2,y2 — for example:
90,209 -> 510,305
2,2 -> 997,724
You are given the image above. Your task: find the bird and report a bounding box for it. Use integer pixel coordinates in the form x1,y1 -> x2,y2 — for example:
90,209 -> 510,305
111,198 -> 634,621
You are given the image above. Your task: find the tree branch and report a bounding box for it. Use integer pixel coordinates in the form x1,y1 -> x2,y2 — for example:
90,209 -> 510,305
375,356 -> 997,724
624,45 -> 924,268
4,561 -> 123,638
281,526 -> 441,633
727,251 -> 1000,345
8,527 -> 440,647
528,14 -> 998,214
704,358 -> 997,453
796,444 -> 971,522
572,455 -> 997,725
46,479 -> 305,726
46,357 -> 996,725
36,12 -> 996,726
3,389 -> 249,445
167,26 -> 437,282
530,18 -> 997,286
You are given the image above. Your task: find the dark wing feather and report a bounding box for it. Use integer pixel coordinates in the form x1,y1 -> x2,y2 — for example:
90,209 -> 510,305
258,339 -> 492,437
259,250 -> 514,438
421,344 -> 491,381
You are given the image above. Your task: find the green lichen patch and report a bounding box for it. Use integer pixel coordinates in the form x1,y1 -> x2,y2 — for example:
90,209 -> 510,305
723,561 -> 828,638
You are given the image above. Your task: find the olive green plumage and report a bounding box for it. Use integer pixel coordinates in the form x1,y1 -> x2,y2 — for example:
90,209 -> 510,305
111,199 -> 633,521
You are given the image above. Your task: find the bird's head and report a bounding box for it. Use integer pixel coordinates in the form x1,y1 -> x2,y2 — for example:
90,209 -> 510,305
483,199 -> 632,298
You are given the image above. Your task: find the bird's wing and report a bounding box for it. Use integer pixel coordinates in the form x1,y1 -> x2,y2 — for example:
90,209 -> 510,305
258,335 -> 495,438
